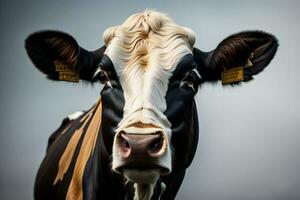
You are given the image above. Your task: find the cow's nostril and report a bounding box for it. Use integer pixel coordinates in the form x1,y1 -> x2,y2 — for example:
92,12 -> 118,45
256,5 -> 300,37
120,134 -> 130,148
120,133 -> 130,150
124,140 -> 130,149
117,133 -> 131,159
148,135 -> 163,154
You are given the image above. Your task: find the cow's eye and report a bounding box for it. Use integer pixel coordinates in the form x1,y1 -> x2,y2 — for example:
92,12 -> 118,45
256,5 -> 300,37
184,69 -> 201,83
181,69 -> 202,92
92,68 -> 110,84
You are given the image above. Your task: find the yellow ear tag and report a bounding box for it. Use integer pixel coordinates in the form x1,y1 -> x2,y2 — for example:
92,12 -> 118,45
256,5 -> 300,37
221,66 -> 244,85
54,60 -> 79,82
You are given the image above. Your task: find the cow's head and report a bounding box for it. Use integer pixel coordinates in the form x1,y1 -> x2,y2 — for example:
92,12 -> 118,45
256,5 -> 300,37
25,10 -> 278,199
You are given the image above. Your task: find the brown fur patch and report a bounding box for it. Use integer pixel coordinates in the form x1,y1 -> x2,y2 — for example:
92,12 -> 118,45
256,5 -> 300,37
53,98 -> 102,200
130,122 -> 160,129
66,98 -> 102,200
53,108 -> 95,185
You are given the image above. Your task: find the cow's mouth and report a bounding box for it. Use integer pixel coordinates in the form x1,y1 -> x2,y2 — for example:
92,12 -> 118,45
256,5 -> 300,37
123,168 -> 160,184
115,164 -> 171,177
113,147 -> 172,183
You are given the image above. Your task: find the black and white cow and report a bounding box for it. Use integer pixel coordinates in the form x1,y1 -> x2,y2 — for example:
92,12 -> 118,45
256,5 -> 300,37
25,10 -> 278,200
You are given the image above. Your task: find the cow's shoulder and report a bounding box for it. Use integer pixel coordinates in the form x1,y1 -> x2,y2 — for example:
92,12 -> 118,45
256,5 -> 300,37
47,111 -> 84,151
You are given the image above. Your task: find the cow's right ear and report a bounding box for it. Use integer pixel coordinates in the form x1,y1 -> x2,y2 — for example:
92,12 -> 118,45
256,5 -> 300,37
193,31 -> 278,85
25,30 -> 106,82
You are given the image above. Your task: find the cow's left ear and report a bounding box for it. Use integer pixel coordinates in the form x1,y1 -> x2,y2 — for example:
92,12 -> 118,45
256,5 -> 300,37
193,31 -> 278,85
25,30 -> 106,82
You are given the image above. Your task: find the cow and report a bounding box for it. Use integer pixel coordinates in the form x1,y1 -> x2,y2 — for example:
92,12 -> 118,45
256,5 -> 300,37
25,10 -> 278,200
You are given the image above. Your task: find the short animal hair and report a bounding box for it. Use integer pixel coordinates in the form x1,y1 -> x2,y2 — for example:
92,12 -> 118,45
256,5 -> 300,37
103,10 -> 196,72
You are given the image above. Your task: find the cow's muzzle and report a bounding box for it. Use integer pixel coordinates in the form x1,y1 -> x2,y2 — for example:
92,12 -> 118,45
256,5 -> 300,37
118,131 -> 165,159
113,128 -> 171,177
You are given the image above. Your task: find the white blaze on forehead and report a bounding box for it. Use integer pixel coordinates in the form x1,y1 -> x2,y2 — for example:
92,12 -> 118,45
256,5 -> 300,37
104,10 -> 196,134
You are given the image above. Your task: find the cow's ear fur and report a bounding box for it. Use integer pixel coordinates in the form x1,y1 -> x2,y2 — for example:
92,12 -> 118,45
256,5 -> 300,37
194,31 -> 278,85
25,30 -> 105,82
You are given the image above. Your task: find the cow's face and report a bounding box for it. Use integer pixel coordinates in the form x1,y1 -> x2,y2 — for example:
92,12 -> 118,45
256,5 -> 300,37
99,12 -> 199,184
25,10 -> 278,199
99,53 -> 199,185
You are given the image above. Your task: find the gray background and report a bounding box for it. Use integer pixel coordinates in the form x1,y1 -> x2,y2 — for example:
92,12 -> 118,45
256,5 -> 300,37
0,0 -> 299,199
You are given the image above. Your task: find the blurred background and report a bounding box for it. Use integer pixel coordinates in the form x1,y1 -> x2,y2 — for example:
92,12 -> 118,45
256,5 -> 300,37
0,0 -> 299,199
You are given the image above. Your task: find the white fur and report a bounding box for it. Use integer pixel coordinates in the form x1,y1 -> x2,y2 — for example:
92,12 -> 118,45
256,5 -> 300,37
67,111 -> 84,120
104,10 -> 196,200
134,183 -> 157,200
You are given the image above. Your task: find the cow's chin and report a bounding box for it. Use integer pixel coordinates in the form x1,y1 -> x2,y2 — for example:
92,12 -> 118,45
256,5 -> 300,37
124,169 -> 161,200
123,169 -> 160,184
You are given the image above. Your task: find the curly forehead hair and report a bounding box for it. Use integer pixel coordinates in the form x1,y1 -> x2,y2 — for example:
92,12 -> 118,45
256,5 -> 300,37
103,10 -> 196,71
